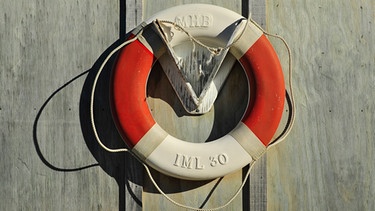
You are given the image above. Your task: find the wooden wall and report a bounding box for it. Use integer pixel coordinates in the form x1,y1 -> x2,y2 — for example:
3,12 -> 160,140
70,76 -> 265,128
1,0 -> 374,210
1,0 -> 133,210
266,0 -> 375,210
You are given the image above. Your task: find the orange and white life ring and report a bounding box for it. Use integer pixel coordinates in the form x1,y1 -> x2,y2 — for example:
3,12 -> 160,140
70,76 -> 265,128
111,4 -> 285,180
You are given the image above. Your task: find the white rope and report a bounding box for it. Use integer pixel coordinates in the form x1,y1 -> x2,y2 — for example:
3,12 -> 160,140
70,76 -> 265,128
90,17 -> 294,210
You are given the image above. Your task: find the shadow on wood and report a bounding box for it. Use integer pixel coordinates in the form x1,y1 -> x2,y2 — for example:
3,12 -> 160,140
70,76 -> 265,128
32,36 -> 144,210
79,38 -> 144,209
33,1 -> 144,210
33,69 -> 99,172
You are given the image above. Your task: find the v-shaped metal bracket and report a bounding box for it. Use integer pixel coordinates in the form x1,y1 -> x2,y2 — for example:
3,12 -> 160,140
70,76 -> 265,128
153,20 -> 244,114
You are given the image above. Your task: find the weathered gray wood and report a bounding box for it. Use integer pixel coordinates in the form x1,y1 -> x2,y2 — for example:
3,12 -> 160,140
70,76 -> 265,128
3,0 -> 372,210
143,0 -> 242,18
1,0 -> 142,210
266,0 -> 375,210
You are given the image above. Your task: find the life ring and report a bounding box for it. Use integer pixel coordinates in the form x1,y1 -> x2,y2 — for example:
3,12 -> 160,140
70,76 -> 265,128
111,4 -> 285,180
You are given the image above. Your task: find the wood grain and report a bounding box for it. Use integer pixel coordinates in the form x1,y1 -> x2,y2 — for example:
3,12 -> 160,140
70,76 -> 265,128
266,0 -> 375,210
0,0 -> 141,210
3,0 -> 372,210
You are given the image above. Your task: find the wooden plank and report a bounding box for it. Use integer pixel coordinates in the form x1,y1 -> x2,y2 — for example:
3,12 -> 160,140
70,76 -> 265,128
0,0 -> 143,210
142,1 -> 267,210
143,0 -> 242,18
144,63 -> 247,210
266,0 -> 375,210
